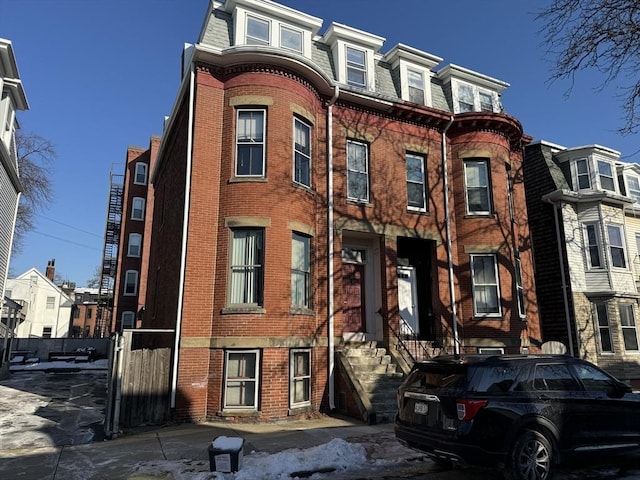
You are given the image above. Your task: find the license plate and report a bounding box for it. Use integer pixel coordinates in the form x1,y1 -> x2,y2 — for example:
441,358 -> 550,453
414,402 -> 428,415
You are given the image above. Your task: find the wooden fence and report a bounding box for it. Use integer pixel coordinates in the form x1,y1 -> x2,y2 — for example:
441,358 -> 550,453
105,329 -> 174,435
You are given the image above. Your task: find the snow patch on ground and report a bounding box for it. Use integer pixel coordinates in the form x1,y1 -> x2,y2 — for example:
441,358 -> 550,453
133,437 -> 399,480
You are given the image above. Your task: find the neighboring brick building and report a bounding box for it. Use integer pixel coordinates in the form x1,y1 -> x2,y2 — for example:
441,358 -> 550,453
124,0 -> 541,422
524,141 -> 640,388
111,137 -> 159,332
71,287 -> 99,338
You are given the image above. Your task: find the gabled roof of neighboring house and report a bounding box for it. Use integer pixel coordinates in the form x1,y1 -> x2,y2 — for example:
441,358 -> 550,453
11,268 -> 74,306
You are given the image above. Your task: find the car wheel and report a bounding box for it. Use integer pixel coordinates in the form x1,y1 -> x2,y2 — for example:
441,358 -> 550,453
505,429 -> 553,480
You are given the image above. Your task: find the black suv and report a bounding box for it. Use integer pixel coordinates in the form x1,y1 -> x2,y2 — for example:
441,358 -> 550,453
394,354 -> 640,480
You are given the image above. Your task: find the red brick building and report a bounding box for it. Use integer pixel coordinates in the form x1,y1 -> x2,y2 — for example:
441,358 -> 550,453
123,0 -> 541,423
111,137 -> 159,332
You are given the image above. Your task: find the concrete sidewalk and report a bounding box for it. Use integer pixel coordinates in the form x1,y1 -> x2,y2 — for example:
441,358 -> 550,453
0,416 -> 453,480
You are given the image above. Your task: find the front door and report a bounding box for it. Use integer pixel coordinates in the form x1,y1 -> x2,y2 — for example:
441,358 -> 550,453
342,263 -> 366,333
397,265 -> 419,336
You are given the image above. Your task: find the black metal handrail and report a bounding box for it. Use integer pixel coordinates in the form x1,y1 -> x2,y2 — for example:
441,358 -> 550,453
388,315 -> 435,365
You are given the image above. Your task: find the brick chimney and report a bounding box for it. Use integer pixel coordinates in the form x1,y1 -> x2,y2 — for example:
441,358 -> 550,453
45,259 -> 55,282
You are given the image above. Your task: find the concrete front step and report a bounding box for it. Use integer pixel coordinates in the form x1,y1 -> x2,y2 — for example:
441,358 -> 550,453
351,363 -> 397,375
360,378 -> 403,392
347,354 -> 392,366
341,341 -> 405,424
344,347 -> 387,358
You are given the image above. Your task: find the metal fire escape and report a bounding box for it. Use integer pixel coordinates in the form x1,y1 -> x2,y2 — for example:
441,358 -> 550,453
96,167 -> 123,337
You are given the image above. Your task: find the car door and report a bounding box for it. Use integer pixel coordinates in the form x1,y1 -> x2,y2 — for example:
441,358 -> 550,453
570,361 -> 640,452
530,361 -> 609,453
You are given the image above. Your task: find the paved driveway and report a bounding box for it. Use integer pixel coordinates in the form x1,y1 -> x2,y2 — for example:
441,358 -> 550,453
0,369 -> 108,450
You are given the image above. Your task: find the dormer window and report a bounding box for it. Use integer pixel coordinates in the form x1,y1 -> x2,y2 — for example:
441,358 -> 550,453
455,82 -> 499,113
479,91 -> 494,112
625,174 -> 640,203
458,84 -> 474,112
385,44 -> 441,107
571,157 -> 617,192
597,160 -> 615,191
228,2 -> 321,60
246,15 -> 270,45
438,65 -> 508,114
407,68 -> 425,104
576,158 -> 590,189
280,25 -> 302,53
322,22 -> 384,91
346,46 -> 367,88
560,146 -> 622,194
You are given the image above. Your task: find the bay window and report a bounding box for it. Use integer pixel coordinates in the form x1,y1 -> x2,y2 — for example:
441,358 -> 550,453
230,228 -> 264,305
236,109 -> 266,177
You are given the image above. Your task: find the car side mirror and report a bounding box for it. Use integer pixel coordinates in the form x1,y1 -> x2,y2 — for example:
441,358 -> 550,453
607,382 -> 632,399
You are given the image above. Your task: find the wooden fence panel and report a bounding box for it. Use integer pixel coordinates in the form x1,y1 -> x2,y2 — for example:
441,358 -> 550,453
117,330 -> 173,428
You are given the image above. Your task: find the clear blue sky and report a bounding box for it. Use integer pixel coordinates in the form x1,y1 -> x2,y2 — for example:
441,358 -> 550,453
3,0 -> 637,286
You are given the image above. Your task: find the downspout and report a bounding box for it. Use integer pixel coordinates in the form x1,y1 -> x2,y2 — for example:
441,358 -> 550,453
441,116 -> 460,355
327,85 -> 339,410
551,200 -> 575,356
171,63 -> 196,408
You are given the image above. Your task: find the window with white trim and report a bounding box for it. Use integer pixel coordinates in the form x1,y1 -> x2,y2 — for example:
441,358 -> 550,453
224,350 -> 259,410
131,197 -> 145,221
464,159 -> 491,214
290,349 -> 311,407
471,254 -> 501,316
124,270 -> 138,296
597,160 -> 616,191
346,46 -> 367,88
122,311 -> 135,329
607,224 -> 627,268
595,303 -> 613,353
46,296 -> 55,309
246,15 -> 270,46
230,228 -> 264,306
620,304 -> 639,351
134,162 -> 148,185
42,326 -> 52,338
346,140 -> 369,202
280,25 -> 302,52
293,118 -> 311,187
406,153 -> 426,211
457,84 -> 475,112
128,233 -> 142,257
479,91 -> 494,112
236,109 -> 266,177
626,174 -> 640,203
407,68 -> 425,104
585,223 -> 603,268
575,158 -> 591,190
291,233 -> 311,308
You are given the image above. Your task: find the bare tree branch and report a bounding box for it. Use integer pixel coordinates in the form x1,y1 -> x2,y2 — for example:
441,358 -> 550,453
537,0 -> 640,135
13,130 -> 55,253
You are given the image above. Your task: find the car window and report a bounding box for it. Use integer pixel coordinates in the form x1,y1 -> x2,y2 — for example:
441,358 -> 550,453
573,363 -> 616,392
533,363 -> 582,391
405,365 -> 467,389
473,365 -> 519,393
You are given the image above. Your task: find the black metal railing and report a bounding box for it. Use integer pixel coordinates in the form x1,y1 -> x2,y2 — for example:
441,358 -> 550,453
388,315 -> 435,365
